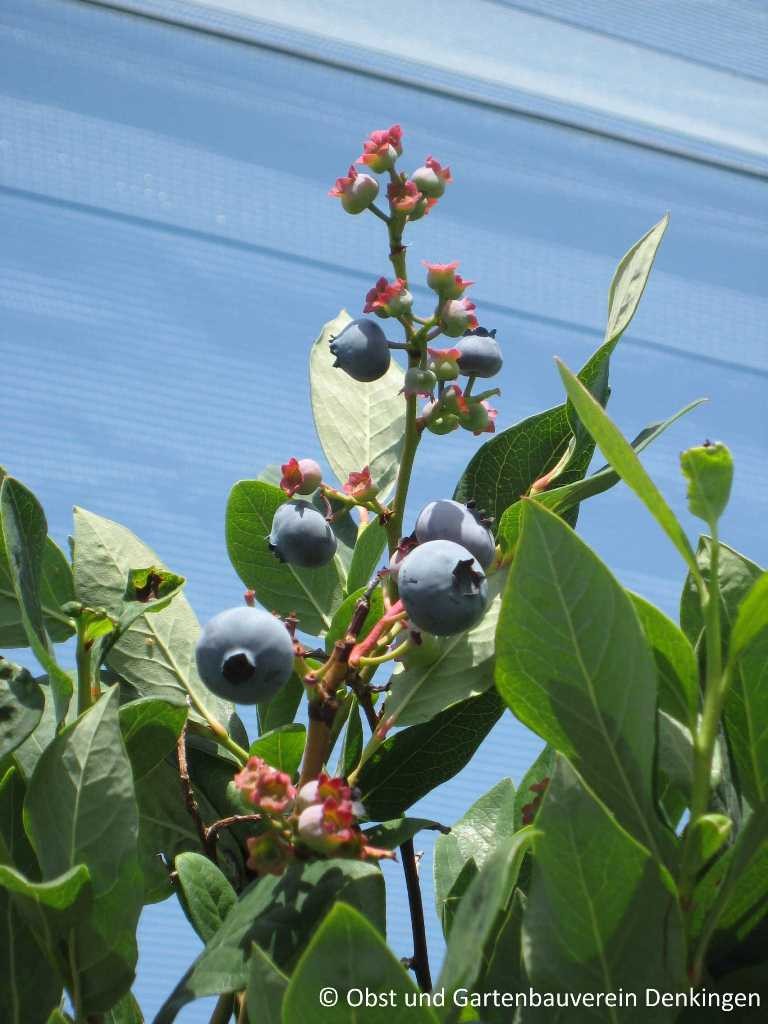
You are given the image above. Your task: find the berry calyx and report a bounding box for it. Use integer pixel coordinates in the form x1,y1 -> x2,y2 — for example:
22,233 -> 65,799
269,500 -> 338,568
329,165 -> 379,215
280,457 -> 323,497
441,298 -> 478,337
363,277 -> 413,318
329,318 -> 391,382
195,606 -> 294,704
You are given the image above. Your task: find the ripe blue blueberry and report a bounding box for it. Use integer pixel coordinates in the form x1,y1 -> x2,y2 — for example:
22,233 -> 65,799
196,606 -> 294,704
269,500 -> 337,568
329,318 -> 391,382
414,498 -> 496,569
455,328 -> 503,378
398,539 -> 488,636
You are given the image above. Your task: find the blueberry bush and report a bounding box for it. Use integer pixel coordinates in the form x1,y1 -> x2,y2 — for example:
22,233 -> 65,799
1,125 -> 767,1024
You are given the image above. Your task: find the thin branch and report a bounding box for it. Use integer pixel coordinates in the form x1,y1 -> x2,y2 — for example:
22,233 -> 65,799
401,838 -> 432,991
205,814 -> 263,845
177,724 -> 214,859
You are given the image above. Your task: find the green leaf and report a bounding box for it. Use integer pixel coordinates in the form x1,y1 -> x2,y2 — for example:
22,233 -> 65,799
605,214 -> 669,347
284,903 -> 435,1024
628,592 -> 699,730
11,676 -> 76,781
104,991 -> 144,1024
154,858 -> 385,1023
438,829 -> 535,1016
495,500 -> 670,862
357,689 -> 503,821
336,696 -> 363,778
472,889 -> 526,1024
174,851 -> 237,943
72,508 -> 235,730
726,629 -> 768,807
0,489 -> 74,648
497,399 -> 704,554
24,688 -> 143,1012
310,309 -> 406,498
680,539 -> 763,649
248,724 -> 306,777
523,756 -> 686,1017
346,519 -> 388,595
0,662 -> 44,759
434,779 -> 516,932
656,711 -> 724,801
325,585 -> 385,651
557,360 -> 701,581
363,817 -> 448,851
258,671 -> 303,735
225,480 -> 343,636
46,1011 -> 74,1024
246,943 -> 287,1024
688,813 -> 732,872
730,571 -> 768,662
0,478 -> 73,720
0,767 -> 65,1023
119,697 -> 187,783
382,570 -> 507,729
680,442 -> 734,528
513,744 -> 556,830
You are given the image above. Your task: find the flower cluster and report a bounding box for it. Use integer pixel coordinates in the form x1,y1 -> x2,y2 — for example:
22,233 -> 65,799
233,759 -> 392,877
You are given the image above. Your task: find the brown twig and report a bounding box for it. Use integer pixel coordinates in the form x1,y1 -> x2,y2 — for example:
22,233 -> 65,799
401,838 -> 432,991
205,814 -> 263,846
176,724 -> 215,860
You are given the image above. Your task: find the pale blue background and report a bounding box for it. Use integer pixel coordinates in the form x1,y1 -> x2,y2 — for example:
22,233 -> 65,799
1,1 -> 767,1020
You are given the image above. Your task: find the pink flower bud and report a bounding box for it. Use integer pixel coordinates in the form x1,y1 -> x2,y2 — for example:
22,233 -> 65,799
461,400 -> 497,435
363,277 -> 413,318
234,756 -> 296,814
408,195 -> 438,221
387,179 -> 422,214
280,457 -> 323,497
343,466 -> 379,503
358,125 -> 403,172
427,346 -> 462,381
329,165 -> 379,214
440,298 -> 478,337
411,156 -> 452,198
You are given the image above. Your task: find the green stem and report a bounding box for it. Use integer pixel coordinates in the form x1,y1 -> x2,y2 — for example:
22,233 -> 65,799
358,640 -> 410,667
208,992 -> 235,1024
185,688 -> 249,764
386,393 -> 419,554
75,627 -> 93,717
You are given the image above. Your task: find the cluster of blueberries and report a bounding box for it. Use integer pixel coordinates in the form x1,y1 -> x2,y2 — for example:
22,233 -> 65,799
196,498 -> 496,705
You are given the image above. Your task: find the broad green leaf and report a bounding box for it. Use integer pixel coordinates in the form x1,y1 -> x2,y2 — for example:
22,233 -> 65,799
513,744 -> 555,830
730,571 -> 768,661
497,399 -> 704,554
438,829 -> 534,1017
472,889 -> 526,1024
11,676 -> 76,780
47,1011 -> 74,1024
0,477 -> 73,720
310,309 -> 406,498
336,696 -> 363,779
382,570 -> 507,729
628,592 -> 699,730
286,902 -> 435,1024
363,817 -> 448,851
284,903 -> 435,1024
258,671 -> 303,735
0,767 -> 64,1023
225,480 -> 343,635
119,697 -> 187,783
557,360 -> 701,581
680,442 -> 733,528
680,543 -> 768,806
523,757 -> 686,1019
325,585 -> 385,651
104,991 -> 144,1024
346,519 -> 388,595
656,712 -> 724,800
248,724 -> 306,777
357,689 -> 503,821
72,508 -> 235,730
496,500 -> 669,862
154,858 -> 385,1023
680,539 -> 763,649
605,214 -> 669,348
246,943 -> 288,1024
25,688 -> 143,1012
0,662 -> 44,759
688,813 -> 731,873
434,778 -> 516,931
440,858 -> 479,939
0,476 -> 74,648
174,851 -> 237,943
